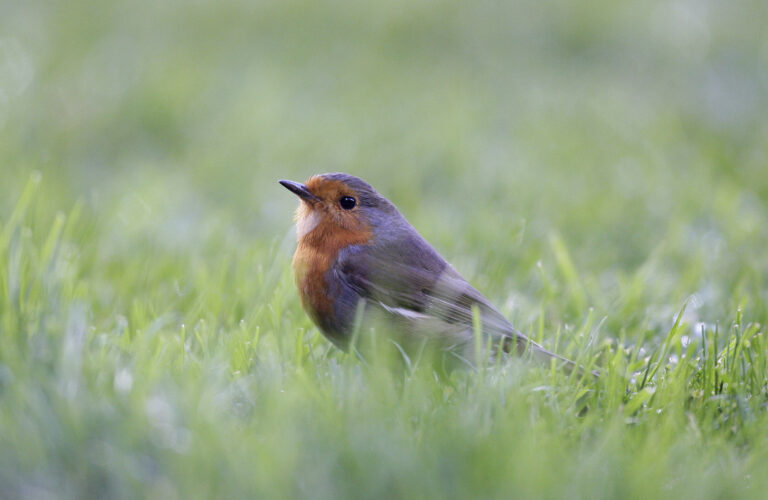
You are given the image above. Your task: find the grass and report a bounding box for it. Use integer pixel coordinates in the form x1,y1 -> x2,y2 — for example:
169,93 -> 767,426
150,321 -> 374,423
1,0 -> 768,498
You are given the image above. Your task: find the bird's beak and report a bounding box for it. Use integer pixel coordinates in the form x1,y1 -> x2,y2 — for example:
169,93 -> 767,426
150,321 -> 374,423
279,180 -> 320,203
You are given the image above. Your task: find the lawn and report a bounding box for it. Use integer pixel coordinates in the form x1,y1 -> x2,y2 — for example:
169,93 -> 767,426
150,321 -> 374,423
1,0 -> 767,498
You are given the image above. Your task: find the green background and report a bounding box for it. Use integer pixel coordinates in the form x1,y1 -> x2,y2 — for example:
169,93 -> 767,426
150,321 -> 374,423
1,1 -> 767,498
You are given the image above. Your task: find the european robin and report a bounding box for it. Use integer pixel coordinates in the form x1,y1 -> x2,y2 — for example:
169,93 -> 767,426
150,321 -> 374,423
280,173 -> 587,373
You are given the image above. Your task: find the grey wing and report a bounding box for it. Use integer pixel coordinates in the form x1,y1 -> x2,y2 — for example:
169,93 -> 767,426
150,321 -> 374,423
333,235 -> 587,373
333,241 -> 537,355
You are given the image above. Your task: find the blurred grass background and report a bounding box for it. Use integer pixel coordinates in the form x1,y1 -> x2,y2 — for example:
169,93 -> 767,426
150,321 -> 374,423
1,0 -> 767,498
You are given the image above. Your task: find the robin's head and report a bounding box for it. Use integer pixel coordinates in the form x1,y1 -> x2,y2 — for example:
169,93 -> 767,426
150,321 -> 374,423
279,173 -> 396,239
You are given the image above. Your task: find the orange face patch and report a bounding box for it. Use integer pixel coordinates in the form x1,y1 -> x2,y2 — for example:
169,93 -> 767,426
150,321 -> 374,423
305,176 -> 351,199
293,176 -> 368,235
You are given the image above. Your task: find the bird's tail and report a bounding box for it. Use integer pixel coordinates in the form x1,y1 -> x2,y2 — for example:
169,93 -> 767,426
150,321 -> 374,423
512,333 -> 600,378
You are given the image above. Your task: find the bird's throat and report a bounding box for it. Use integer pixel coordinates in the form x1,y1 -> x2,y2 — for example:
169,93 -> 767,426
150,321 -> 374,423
295,208 -> 322,239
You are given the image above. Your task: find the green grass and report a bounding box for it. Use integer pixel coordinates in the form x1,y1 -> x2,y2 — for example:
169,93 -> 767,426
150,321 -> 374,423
1,0 -> 768,498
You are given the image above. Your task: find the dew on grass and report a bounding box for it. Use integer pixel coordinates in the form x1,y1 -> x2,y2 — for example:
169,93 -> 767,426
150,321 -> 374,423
114,368 -> 134,393
692,322 -> 713,338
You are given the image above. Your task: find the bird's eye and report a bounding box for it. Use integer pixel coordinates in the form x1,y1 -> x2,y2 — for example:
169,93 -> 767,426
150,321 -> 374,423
339,196 -> 356,210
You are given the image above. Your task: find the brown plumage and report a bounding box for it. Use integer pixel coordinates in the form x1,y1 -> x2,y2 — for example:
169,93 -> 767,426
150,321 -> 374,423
291,177 -> 374,339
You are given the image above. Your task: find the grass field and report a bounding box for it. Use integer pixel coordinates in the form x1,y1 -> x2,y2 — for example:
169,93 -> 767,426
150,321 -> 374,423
1,0 -> 768,498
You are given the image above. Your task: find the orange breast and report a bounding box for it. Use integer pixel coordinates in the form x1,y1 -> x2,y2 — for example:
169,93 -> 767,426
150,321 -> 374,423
292,219 -> 373,332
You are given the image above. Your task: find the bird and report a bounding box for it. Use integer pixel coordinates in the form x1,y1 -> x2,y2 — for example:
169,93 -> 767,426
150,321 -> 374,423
279,173 -> 591,374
